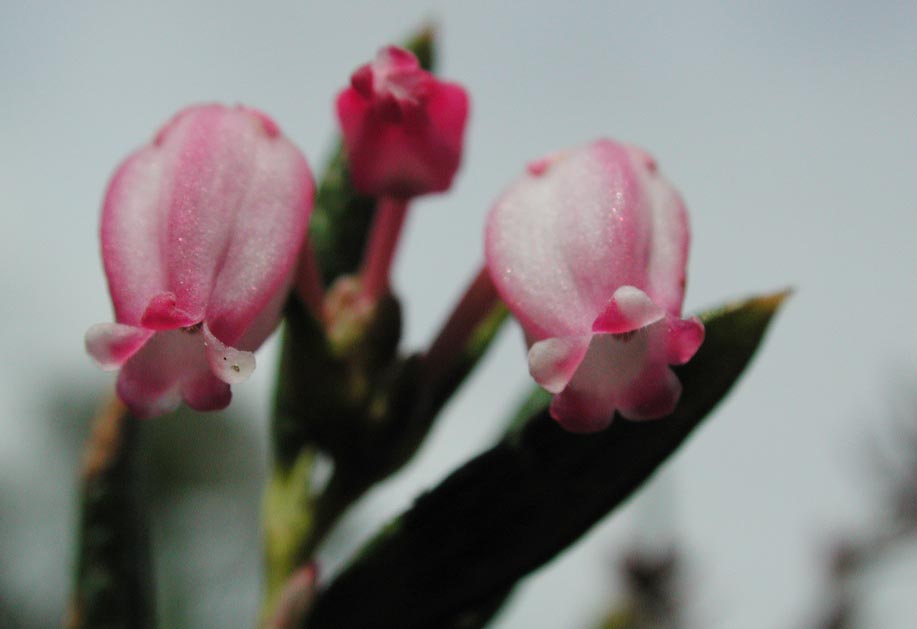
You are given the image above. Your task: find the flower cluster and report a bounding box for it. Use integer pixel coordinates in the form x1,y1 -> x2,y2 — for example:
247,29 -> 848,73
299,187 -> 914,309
87,45 -> 702,431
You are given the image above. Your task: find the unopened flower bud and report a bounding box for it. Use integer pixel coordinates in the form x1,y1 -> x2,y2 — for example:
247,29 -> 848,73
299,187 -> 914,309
336,45 -> 469,199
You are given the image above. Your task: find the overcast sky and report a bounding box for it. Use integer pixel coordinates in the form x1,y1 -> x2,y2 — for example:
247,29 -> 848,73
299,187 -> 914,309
2,2 -> 917,627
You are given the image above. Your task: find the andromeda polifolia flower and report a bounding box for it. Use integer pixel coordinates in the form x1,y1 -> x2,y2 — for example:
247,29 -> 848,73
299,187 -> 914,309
485,139 -> 704,433
85,104 -> 315,418
336,45 -> 469,199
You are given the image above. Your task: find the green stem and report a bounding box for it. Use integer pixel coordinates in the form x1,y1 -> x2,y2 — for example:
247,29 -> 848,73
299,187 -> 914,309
295,467 -> 371,565
261,452 -> 372,626
261,24 -> 440,626
262,449 -> 318,625
67,397 -> 154,629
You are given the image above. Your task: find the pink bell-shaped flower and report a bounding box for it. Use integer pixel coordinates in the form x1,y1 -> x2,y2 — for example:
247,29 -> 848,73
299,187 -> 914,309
85,104 -> 315,418
336,45 -> 469,199
485,139 -> 704,433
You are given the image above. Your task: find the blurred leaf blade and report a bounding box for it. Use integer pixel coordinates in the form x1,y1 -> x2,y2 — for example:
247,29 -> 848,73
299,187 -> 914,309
68,399 -> 154,629
305,290 -> 790,629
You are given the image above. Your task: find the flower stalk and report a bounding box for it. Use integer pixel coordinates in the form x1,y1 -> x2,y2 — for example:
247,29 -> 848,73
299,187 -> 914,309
423,266 -> 501,388
359,196 -> 410,303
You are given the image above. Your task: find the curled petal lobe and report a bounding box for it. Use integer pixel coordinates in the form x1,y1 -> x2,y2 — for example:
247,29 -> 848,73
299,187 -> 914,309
485,139 -> 703,431
667,316 -> 705,365
88,104 -> 314,417
140,292 -> 198,330
592,286 -> 665,335
527,336 -> 591,394
85,323 -> 154,371
203,324 -> 255,385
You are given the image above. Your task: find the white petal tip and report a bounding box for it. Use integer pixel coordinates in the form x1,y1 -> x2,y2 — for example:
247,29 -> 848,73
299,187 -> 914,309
211,346 -> 255,384
203,324 -> 256,384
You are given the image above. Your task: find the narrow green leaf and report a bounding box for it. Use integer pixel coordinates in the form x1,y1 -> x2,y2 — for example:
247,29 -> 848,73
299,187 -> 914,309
68,399 -> 154,629
305,290 -> 790,629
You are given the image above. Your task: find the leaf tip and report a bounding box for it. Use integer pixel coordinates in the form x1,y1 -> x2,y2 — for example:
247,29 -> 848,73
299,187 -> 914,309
754,286 -> 794,314
406,22 -> 438,70
414,20 -> 438,43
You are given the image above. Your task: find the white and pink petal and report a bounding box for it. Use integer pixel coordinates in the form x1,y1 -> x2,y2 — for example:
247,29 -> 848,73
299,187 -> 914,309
625,145 -> 691,316
85,323 -> 154,371
114,329 -> 205,418
203,130 -> 313,344
527,335 -> 591,394
202,324 -> 256,385
666,316 -> 705,365
181,372 -> 232,413
592,286 -> 665,335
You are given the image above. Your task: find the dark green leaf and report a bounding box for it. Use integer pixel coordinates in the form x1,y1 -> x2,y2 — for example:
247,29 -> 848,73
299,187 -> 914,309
305,290 -> 790,629
69,400 -> 154,629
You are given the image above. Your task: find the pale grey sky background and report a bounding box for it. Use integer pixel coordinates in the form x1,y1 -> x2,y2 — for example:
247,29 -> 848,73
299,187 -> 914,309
2,1 -> 917,627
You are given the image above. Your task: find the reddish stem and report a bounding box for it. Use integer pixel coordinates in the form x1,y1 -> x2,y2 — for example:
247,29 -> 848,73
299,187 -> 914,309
424,266 -> 500,383
360,196 -> 410,303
